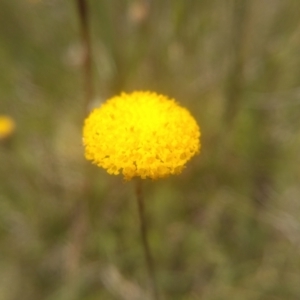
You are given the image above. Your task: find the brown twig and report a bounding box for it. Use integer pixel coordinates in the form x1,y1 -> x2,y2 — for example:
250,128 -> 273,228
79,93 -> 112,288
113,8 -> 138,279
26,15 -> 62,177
135,179 -> 160,300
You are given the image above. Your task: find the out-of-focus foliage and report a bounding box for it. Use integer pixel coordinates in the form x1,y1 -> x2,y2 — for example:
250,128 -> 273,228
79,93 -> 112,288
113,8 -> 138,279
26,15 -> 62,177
1,0 -> 300,299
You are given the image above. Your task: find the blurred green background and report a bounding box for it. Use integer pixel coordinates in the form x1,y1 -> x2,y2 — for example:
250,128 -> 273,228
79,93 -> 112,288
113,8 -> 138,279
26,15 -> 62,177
1,0 -> 300,299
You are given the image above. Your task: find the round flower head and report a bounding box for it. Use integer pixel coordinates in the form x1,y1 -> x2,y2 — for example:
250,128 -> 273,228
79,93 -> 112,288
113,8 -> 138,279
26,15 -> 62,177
83,91 -> 200,180
0,116 -> 15,140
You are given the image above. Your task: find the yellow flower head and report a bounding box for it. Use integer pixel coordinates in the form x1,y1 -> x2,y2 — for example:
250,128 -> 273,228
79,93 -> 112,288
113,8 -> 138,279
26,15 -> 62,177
83,91 -> 201,180
0,116 -> 15,140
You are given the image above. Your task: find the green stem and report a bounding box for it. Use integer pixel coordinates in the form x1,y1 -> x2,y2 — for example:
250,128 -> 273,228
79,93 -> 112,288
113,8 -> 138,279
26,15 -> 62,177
135,179 -> 160,300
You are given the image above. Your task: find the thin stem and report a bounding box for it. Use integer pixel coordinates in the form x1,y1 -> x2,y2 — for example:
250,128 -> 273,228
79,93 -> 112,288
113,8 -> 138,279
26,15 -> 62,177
224,0 -> 249,128
64,0 -> 93,280
76,0 -> 93,116
135,179 -> 160,300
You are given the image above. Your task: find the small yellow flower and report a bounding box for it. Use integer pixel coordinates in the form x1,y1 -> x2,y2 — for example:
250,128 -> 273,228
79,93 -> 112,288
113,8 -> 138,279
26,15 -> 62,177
83,91 -> 201,180
0,116 -> 15,140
